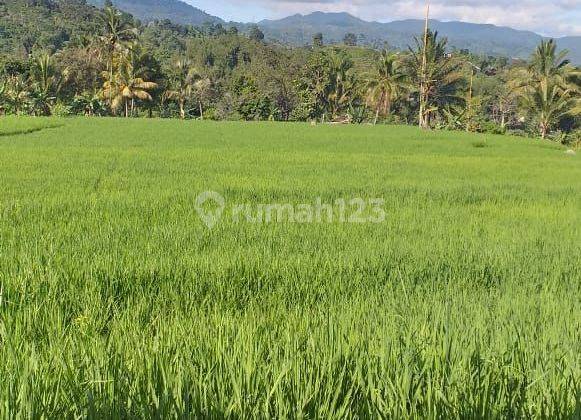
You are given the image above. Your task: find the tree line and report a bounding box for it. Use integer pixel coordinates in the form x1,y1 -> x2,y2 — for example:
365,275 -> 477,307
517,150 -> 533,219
0,1 -> 579,143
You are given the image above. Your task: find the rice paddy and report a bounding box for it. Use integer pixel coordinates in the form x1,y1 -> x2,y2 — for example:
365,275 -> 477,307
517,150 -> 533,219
0,116 -> 580,418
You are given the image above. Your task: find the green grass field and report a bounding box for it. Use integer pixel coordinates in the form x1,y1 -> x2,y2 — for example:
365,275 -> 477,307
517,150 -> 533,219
0,116 -> 580,418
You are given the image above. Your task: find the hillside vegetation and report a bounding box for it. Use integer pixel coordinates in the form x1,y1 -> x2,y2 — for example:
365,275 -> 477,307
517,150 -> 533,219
256,12 -> 581,62
84,1 -> 581,62
1,1 -> 579,143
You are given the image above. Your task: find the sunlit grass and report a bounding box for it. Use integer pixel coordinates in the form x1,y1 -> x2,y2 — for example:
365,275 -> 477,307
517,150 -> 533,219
0,117 -> 580,417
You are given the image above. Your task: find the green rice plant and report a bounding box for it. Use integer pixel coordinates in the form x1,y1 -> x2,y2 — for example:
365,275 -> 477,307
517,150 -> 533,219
0,117 -> 579,418
0,116 -> 63,137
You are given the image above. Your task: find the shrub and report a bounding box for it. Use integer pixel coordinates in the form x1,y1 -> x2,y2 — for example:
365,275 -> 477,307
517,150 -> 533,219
50,102 -> 71,117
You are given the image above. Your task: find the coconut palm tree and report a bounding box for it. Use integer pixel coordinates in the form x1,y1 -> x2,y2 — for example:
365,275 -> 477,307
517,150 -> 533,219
521,77 -> 579,139
327,52 -> 356,118
489,68 -> 522,130
306,53 -> 333,122
102,52 -> 157,117
528,39 -> 573,81
194,77 -> 213,120
164,59 -> 201,119
517,40 -> 580,138
30,53 -> 65,115
406,30 -> 464,128
366,50 -> 408,124
99,6 -> 136,57
99,5 -> 136,106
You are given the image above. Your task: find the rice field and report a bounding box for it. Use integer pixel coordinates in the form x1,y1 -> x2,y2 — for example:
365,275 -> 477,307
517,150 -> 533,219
0,116 -> 580,418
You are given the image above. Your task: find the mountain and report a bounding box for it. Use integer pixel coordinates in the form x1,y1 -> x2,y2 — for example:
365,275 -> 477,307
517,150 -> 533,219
84,1 -> 580,63
88,0 -> 223,26
256,12 -> 580,63
558,37 -> 581,62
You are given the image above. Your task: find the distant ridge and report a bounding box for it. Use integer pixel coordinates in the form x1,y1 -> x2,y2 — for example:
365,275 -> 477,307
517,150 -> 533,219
88,0 -> 223,26
256,12 -> 580,62
88,1 -> 581,63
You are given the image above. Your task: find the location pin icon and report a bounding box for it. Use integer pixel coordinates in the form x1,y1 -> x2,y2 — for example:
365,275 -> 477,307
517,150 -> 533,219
195,191 -> 225,229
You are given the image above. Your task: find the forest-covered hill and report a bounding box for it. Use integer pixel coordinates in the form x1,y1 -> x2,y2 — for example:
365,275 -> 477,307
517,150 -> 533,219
257,12 -> 580,63
0,0 -> 578,140
81,1 -> 581,62
88,0 -> 222,26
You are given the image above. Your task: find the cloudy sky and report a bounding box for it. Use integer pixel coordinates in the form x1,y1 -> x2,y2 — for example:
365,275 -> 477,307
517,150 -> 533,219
187,0 -> 581,36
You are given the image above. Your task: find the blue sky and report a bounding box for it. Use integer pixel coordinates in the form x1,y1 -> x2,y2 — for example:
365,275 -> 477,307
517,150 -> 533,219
187,0 -> 581,37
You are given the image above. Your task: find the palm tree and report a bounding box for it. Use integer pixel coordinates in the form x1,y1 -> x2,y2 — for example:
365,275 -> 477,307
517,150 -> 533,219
308,54 -> 333,122
99,6 -> 136,57
99,5 -> 136,106
194,77 -> 212,120
528,39 -> 573,81
517,40 -> 580,138
0,79 -> 7,115
102,52 -> 157,117
164,59 -> 201,119
365,50 -> 408,124
407,30 -> 463,128
30,53 -> 65,115
521,78 -> 579,139
327,52 -> 356,118
490,68 -> 522,130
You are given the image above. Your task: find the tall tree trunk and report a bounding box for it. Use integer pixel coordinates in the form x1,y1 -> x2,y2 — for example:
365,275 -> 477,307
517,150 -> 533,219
384,97 -> 391,119
540,122 -> 548,139
109,53 -> 114,111
466,70 -> 473,132
374,108 -> 379,125
419,88 -> 429,129
125,100 -> 129,118
418,95 -> 425,128
199,101 -> 203,120
419,0 -> 430,129
179,100 -> 185,120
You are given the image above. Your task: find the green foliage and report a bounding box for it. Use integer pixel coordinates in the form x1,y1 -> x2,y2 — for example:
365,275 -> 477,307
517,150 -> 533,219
407,30 -> 465,128
164,58 -> 201,119
515,40 -> 581,138
569,130 -> 581,149
50,101 -> 72,117
343,32 -> 357,47
0,1 -> 578,138
365,50 -> 408,124
248,25 -> 265,43
313,32 -> 324,47
295,49 -> 360,122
